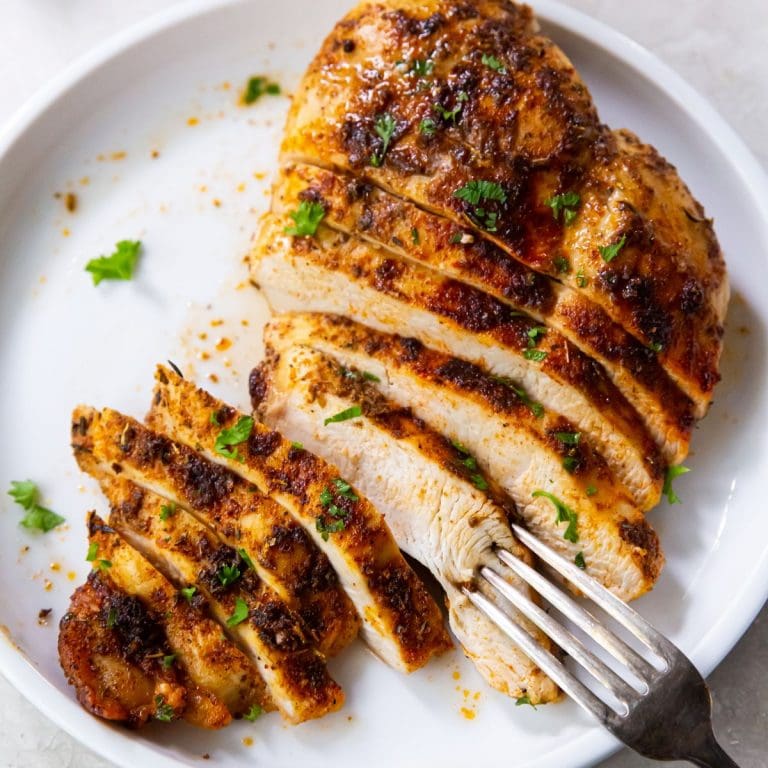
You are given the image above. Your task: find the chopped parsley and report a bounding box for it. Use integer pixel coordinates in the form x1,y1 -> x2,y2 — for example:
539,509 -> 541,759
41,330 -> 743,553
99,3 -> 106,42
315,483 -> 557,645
238,548 -> 256,571
290,441 -> 304,450
648,341 -> 663,353
371,113 -> 396,167
332,477 -> 359,501
324,405 -> 362,425
523,349 -> 548,362
154,695 -> 175,722
214,415 -> 254,462
433,91 -> 468,123
316,517 -> 346,541
515,694 -> 536,709
85,240 -> 141,285
218,564 -> 241,587
180,586 -> 197,602
575,270 -> 589,288
419,118 -> 437,136
470,474 -> 489,491
562,456 -> 579,474
86,541 -> 99,562
452,442 -> 489,490
555,431 -> 580,445
411,59 -> 434,77
585,485 -> 598,497
553,256 -> 570,273
523,325 -> 548,362
454,180 -> 507,232
242,76 -> 281,105
106,607 -> 117,628
599,234 -> 627,263
527,326 -> 547,346
97,559 -> 112,570
481,53 -> 506,73
284,200 -> 325,237
210,410 -> 221,426
663,465 -> 690,504
533,490 -> 579,543
162,654 -> 177,669
574,552 -> 586,570
7,480 -> 65,533
362,371 -> 380,382
159,502 -> 177,521
226,597 -> 250,627
545,192 -> 580,225
243,704 -> 263,721
411,227 -> 420,245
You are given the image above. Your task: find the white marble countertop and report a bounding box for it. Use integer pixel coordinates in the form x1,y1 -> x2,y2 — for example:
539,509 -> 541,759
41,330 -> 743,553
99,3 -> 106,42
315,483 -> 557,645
0,1 -> 766,766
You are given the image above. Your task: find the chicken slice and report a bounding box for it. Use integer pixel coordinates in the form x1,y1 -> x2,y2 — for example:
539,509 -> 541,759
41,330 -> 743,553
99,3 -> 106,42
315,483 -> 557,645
251,214 -> 664,510
254,342 -> 560,703
264,314 -> 663,602
59,561 -> 228,729
85,509 -> 269,719
89,473 -> 343,724
273,162 -> 697,454
280,0 -> 727,410
71,406 -> 359,660
146,365 -> 452,672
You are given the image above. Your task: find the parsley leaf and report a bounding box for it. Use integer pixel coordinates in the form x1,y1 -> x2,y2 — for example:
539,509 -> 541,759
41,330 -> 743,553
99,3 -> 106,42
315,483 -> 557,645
285,200 -> 325,237
242,76 -> 281,105
238,548 -> 255,571
243,704 -> 263,721
316,516 -> 346,541
324,405 -> 362,425
575,270 -> 589,288
86,541 -> 99,562
523,348 -> 548,362
210,410 -> 221,426
575,552 -> 586,570
85,240 -> 141,285
7,480 -> 65,533
648,340 -> 663,353
533,490 -> 579,543
362,371 -> 380,382
106,607 -> 117,628
515,694 -> 537,709
218,564 -> 241,587
433,93 -> 466,123
553,256 -> 570,273
411,227 -> 420,245
481,53 -> 506,73
585,485 -> 598,497
419,118 -> 437,136
545,192 -> 580,225
562,456 -> 579,473
491,376 -> 545,419
162,653 -> 177,669
454,180 -> 507,206
290,441 -> 304,450
214,416 -> 254,462
226,597 -> 250,627
332,477 -> 358,501
160,502 -> 176,521
154,695 -> 175,722
555,431 -> 580,446
663,465 -> 690,504
180,586 -> 197,602
599,234 -> 627,263
470,473 -> 489,491
411,59 -> 434,77
371,113 -> 396,167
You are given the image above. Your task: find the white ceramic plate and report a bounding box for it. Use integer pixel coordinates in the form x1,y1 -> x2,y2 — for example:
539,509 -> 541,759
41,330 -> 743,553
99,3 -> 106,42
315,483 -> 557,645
1,1 -> 767,766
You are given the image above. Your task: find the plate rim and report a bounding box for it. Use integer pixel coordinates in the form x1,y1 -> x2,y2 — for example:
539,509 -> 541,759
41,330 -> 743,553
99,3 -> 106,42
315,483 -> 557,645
0,1 -> 767,766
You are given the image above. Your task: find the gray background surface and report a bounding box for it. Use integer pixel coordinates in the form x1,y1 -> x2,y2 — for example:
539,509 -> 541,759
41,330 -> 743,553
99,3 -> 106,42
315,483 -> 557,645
0,1 -> 765,765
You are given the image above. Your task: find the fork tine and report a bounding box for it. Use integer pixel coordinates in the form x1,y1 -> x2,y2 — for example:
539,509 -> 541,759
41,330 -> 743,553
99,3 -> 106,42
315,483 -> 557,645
511,523 -> 673,661
496,548 -> 656,685
480,566 -> 636,709
462,585 -> 612,721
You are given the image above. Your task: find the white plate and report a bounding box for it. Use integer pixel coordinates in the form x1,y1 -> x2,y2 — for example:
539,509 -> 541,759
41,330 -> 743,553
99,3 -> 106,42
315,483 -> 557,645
1,1 -> 767,766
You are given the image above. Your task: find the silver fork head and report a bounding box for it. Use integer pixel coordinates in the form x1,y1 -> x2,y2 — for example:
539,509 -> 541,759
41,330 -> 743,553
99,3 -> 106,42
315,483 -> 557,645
462,524 -> 740,767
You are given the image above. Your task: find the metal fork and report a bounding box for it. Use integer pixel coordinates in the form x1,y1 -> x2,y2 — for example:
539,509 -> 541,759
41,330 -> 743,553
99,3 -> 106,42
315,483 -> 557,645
463,523 -> 740,767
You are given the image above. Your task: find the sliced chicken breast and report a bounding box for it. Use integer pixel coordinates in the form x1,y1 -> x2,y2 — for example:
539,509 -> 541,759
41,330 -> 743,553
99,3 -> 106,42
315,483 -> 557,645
85,509 -> 270,719
60,559 -> 229,729
71,405 -> 359,660
251,214 -> 664,510
254,342 -> 560,703
280,0 -> 727,410
146,365 -> 452,673
264,314 -> 663,602
273,162 -> 697,454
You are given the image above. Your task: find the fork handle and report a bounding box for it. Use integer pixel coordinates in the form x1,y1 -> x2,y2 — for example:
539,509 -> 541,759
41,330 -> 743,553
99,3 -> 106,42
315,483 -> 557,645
686,732 -> 741,768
